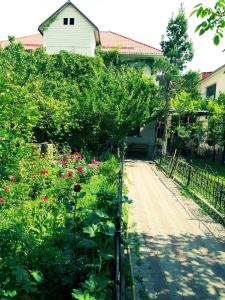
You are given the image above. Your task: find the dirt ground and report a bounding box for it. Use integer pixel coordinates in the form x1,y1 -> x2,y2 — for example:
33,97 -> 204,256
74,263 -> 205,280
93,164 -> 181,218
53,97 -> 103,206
126,160 -> 225,300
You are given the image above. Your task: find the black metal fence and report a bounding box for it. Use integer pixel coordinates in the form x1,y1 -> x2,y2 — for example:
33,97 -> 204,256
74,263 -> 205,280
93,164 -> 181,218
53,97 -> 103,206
158,154 -> 225,212
114,151 -> 124,300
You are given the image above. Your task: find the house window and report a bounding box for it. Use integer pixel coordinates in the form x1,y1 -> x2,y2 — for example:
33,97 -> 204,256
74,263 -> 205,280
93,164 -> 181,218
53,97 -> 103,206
206,83 -> 216,98
64,18 -> 68,25
70,18 -> 75,25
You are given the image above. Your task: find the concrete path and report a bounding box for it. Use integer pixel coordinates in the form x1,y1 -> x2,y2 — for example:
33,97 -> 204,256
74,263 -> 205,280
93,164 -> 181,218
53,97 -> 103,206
126,160 -> 225,300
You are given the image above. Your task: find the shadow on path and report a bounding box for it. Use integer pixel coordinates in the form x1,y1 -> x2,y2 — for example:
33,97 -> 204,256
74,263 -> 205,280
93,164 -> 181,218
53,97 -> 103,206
129,232 -> 225,300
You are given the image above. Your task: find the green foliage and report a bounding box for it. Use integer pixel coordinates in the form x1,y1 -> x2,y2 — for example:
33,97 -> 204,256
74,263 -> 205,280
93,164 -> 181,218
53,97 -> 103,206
39,15 -> 58,33
0,40 -> 159,153
161,4 -> 194,71
0,151 -> 120,299
191,1 -> 225,45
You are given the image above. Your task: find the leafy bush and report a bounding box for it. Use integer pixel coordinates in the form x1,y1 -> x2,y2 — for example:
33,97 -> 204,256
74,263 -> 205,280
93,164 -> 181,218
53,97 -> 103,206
0,151 -> 119,300
0,40 -> 159,154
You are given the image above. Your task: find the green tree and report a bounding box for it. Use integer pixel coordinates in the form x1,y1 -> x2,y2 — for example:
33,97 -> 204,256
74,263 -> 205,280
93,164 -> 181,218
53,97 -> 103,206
158,5 -> 194,154
191,0 -> 225,45
161,4 -> 194,71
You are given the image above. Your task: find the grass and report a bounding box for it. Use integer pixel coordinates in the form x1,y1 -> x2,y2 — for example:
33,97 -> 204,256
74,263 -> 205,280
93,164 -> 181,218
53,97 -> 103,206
187,158 -> 225,181
156,157 -> 225,221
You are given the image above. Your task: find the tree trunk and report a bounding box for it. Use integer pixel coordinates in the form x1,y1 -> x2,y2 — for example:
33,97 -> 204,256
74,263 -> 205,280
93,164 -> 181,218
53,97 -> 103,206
162,80 -> 170,155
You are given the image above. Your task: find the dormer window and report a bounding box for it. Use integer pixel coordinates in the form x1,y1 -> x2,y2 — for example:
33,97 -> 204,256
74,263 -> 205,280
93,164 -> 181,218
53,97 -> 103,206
63,18 -> 75,25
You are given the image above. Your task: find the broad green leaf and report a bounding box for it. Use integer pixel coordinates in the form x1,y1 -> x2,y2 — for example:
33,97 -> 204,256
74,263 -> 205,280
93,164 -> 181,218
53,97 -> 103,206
214,35 -> 220,45
83,224 -> 98,237
2,290 -> 17,298
30,270 -> 44,283
72,289 -> 96,300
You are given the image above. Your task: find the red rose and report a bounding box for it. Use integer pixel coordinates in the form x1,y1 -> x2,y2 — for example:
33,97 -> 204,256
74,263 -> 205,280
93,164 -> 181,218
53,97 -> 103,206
0,198 -> 6,203
77,166 -> 83,172
42,196 -> 49,202
73,184 -> 81,192
4,186 -> 10,192
10,177 -> 17,182
40,170 -> 48,175
68,171 -> 73,177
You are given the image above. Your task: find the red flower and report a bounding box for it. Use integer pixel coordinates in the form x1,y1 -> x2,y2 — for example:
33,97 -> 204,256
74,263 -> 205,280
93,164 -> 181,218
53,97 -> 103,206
31,174 -> 36,177
4,186 -> 10,192
77,166 -> 83,172
91,157 -> 96,163
73,184 -> 81,192
68,170 -> 73,177
40,170 -> 48,175
61,159 -> 67,165
10,177 -> 17,182
0,198 -> 6,203
42,196 -> 49,202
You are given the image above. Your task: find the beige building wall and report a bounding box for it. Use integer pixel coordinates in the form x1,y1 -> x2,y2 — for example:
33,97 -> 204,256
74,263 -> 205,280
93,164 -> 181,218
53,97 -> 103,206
199,66 -> 225,98
43,5 -> 96,56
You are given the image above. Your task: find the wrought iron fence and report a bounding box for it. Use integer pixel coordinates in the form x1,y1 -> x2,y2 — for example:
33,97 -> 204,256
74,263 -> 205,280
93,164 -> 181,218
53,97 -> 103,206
159,154 -> 225,212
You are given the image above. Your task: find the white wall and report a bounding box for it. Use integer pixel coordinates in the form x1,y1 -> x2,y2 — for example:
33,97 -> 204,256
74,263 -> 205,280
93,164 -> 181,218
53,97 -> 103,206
43,4 -> 96,56
199,67 -> 225,98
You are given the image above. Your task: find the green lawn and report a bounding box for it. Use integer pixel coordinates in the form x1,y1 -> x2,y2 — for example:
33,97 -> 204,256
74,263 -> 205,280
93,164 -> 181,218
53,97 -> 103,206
187,158 -> 225,181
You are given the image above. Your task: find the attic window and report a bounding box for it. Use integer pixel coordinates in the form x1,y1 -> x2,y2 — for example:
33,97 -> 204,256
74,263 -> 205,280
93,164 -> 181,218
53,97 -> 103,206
70,18 -> 75,25
64,18 -> 68,25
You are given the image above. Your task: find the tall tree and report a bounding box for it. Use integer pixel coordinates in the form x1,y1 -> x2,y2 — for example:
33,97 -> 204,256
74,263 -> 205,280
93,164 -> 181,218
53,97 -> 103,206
161,4 -> 194,71
159,4 -> 194,154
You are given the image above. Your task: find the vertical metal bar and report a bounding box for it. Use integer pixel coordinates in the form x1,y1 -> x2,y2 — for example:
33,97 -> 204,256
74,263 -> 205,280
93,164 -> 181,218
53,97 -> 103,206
115,146 -> 124,300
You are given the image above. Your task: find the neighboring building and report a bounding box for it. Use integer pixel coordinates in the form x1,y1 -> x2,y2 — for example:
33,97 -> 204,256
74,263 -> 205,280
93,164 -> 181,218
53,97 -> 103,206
199,64 -> 225,98
0,0 -> 163,158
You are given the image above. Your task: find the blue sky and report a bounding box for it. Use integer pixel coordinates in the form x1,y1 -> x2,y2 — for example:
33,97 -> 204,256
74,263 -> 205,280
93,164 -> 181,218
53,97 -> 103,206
0,0 -> 224,72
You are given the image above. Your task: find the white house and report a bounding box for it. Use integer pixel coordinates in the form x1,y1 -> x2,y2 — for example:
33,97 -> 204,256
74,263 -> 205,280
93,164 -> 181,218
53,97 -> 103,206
0,0 -> 163,158
38,1 -> 100,56
199,64 -> 225,98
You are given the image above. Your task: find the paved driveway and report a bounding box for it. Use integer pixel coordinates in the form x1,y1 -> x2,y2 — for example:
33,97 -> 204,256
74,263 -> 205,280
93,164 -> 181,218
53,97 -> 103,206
126,160 -> 225,300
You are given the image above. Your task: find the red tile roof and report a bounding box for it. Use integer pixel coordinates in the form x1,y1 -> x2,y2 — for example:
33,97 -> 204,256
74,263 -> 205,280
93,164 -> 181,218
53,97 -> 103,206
0,31 -> 162,56
0,34 -> 43,50
201,72 -> 213,80
100,31 -> 162,56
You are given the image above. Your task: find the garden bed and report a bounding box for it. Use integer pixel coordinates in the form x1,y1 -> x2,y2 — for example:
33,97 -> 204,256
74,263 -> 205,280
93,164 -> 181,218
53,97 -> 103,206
0,150 -> 122,299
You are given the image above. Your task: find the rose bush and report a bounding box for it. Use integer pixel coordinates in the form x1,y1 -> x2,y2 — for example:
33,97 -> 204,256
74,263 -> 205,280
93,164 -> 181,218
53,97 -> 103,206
0,150 -> 119,300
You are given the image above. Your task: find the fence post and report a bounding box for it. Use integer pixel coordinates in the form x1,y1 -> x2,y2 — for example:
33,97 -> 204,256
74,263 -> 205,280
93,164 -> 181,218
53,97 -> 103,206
187,165 -> 192,186
115,146 -> 124,300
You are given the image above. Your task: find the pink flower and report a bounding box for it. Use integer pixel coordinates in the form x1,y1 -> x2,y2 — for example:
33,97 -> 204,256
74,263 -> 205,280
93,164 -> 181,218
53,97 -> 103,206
0,198 -> 6,203
77,166 -> 83,172
42,196 -> 49,202
10,177 -> 17,182
91,158 -> 96,163
4,186 -> 10,192
40,170 -> 48,175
